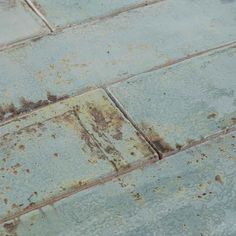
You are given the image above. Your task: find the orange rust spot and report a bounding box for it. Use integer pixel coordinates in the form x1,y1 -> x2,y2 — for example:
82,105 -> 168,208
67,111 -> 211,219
215,175 -> 223,184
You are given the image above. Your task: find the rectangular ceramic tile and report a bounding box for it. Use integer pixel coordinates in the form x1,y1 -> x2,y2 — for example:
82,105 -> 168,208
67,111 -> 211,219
1,131 -> 235,236
0,89 -> 155,220
1,0 -> 236,122
108,45 -> 236,155
0,0 -> 48,47
30,0 -> 154,28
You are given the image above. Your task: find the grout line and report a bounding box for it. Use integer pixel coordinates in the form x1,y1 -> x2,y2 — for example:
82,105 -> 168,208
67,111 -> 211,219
104,87 -> 236,159
0,41 -> 235,126
25,0 -> 54,32
104,41 -> 236,87
1,124 -> 236,224
0,0 -> 164,52
163,125 -> 236,158
0,32 -> 48,52
104,87 -> 162,158
54,0 -> 165,33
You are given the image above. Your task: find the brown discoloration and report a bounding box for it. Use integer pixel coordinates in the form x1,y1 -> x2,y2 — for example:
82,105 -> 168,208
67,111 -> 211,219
0,103 -> 17,121
207,113 -> 217,119
90,107 -> 108,132
23,202 -> 36,211
3,198 -> 8,205
0,94 -> 69,123
20,97 -> 49,113
231,117 -> 236,124
87,101 -> 124,141
18,144 -> 25,151
175,143 -> 183,150
131,191 -> 143,201
140,122 -> 174,153
11,203 -> 18,209
215,175 -> 223,184
3,218 -> 20,234
70,180 -> 88,190
47,92 -> 59,102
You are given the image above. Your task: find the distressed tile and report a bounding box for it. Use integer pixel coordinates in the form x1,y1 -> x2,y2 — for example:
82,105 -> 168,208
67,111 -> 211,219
1,0 -> 236,121
30,0 -> 153,28
0,89 -> 155,220
1,131 -> 235,235
0,0 -> 48,47
108,45 -> 236,154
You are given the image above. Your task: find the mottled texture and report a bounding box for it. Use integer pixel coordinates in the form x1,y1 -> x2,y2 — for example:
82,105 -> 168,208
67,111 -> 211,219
109,46 -> 236,154
0,89 -> 155,220
1,131 -> 235,235
0,0 -> 236,118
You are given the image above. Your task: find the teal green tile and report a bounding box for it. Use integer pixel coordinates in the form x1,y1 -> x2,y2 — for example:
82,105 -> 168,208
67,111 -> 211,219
1,0 -> 236,122
31,0 -> 151,28
0,0 -> 48,48
108,45 -> 236,154
0,89 -> 155,220
1,131 -> 235,235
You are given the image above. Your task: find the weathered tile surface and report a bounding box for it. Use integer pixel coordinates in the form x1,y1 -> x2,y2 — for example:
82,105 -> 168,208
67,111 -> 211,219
1,0 -> 236,121
0,89 -> 155,220
1,131 -> 235,236
0,0 -> 48,48
31,0 -> 153,28
108,45 -> 236,154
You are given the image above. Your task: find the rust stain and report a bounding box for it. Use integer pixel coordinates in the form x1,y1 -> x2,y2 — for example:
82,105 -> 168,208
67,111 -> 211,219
90,106 -> 108,132
207,112 -> 217,119
70,180 -> 88,191
23,202 -> 36,212
87,101 -> 125,141
0,94 -> 69,123
131,191 -> 143,202
231,117 -> 236,124
3,198 -> 8,205
215,175 -> 223,184
140,122 -> 174,153
18,144 -> 25,151
3,218 -> 20,235
175,143 -> 183,150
